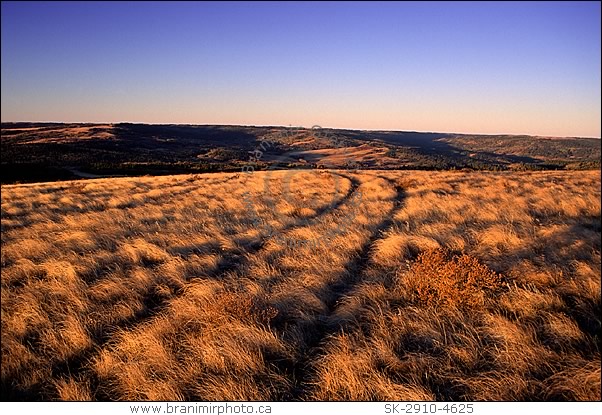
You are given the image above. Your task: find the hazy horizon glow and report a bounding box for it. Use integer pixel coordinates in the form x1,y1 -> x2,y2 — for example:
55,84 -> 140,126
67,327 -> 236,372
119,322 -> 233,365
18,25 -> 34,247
1,1 -> 600,138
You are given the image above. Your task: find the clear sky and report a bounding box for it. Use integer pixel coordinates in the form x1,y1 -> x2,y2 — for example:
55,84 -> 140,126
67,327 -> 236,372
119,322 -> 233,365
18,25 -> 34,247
1,1 -> 600,137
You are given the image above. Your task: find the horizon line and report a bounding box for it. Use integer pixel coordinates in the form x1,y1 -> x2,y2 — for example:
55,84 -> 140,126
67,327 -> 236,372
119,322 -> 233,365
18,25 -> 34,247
1,119 -> 600,140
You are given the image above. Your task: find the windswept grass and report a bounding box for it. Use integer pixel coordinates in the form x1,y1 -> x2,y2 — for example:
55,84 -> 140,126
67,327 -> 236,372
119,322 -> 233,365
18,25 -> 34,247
1,170 -> 600,401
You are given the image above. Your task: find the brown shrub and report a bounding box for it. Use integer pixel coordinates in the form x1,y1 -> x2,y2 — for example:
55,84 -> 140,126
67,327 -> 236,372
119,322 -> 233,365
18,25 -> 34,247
402,248 -> 503,310
213,292 -> 279,326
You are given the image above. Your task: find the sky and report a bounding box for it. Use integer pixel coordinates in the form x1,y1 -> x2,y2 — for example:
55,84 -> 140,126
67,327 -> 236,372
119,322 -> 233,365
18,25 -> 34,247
1,1 -> 600,137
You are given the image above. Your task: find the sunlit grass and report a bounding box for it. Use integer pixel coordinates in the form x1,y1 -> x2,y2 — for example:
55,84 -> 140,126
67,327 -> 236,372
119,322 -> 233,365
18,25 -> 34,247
1,170 -> 600,401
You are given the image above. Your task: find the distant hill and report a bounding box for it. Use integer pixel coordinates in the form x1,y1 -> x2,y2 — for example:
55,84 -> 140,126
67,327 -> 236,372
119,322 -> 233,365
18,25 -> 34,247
1,122 -> 600,183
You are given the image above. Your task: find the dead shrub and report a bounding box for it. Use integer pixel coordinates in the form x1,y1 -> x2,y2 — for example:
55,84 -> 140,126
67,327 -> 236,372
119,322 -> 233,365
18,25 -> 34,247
401,248 -> 503,310
213,292 -> 279,326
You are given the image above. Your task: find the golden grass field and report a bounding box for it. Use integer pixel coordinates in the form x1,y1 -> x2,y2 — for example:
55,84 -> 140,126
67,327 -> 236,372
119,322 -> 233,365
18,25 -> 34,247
1,169 -> 600,401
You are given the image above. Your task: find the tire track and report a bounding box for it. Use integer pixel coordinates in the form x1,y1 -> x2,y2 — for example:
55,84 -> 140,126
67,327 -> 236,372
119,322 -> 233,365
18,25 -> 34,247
287,176 -> 406,400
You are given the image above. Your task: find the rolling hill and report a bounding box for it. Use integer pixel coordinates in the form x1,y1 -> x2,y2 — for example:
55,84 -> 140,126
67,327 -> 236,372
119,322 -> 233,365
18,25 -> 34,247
1,123 -> 600,183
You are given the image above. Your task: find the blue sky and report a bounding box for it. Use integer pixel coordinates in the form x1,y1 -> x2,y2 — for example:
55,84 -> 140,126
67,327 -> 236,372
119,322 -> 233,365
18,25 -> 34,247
1,1 -> 600,137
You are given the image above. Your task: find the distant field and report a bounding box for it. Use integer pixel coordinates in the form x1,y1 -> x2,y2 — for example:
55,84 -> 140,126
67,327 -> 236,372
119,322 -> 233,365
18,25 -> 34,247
2,123 -> 600,183
1,169 -> 600,401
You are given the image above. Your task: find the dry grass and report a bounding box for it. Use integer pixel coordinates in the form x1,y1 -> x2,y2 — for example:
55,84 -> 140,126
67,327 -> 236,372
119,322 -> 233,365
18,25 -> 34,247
1,169 -> 600,401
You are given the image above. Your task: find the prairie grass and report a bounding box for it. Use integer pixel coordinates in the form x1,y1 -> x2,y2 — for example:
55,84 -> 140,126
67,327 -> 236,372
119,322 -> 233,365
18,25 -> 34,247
1,170 -> 600,401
